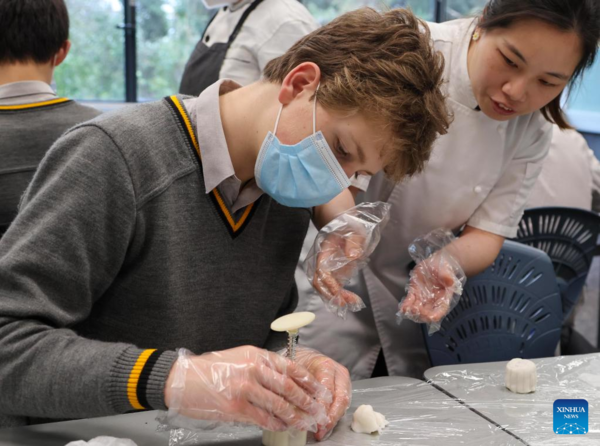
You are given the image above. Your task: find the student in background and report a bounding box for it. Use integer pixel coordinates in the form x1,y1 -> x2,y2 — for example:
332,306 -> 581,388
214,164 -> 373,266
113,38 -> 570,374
179,0 -> 318,95
0,0 -> 101,237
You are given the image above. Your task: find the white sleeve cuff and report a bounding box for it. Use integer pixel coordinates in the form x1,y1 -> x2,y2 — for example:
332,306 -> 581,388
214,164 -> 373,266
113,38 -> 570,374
466,218 -> 518,239
350,174 -> 372,192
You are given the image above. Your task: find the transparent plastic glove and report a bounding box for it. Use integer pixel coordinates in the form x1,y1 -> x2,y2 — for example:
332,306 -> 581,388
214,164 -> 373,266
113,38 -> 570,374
304,202 -> 391,319
162,346 -> 332,433
293,348 -> 351,441
397,229 -> 466,334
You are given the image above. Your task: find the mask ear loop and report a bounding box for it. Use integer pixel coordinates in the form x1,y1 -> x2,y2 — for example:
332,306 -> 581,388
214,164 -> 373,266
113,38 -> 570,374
273,103 -> 284,136
274,82 -> 320,136
313,83 -> 320,135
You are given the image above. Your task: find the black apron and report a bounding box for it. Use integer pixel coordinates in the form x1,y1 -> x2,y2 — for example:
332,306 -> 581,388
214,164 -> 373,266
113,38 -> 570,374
179,0 -> 264,96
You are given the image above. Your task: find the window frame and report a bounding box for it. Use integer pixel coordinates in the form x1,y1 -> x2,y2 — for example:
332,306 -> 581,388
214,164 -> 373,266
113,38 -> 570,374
124,0 -> 137,102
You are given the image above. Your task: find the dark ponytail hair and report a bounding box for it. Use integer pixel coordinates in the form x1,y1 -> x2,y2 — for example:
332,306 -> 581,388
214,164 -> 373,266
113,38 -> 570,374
479,0 -> 600,129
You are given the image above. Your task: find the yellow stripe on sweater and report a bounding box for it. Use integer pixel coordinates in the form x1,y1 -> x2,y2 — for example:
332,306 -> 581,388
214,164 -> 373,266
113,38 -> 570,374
169,95 -> 255,233
127,349 -> 156,410
169,95 -> 199,155
0,97 -> 69,110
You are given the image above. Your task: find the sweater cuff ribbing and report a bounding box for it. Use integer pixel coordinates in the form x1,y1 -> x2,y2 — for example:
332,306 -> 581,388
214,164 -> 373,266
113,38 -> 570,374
108,347 -> 178,413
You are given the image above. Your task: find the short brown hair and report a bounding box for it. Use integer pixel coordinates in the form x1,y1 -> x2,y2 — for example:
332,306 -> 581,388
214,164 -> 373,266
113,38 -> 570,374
263,7 -> 451,182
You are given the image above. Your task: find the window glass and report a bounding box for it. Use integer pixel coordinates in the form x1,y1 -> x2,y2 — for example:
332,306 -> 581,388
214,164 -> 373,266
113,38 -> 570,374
445,0 -> 486,20
568,61 -> 600,114
566,60 -> 600,133
56,0 -> 125,101
304,0 -> 434,24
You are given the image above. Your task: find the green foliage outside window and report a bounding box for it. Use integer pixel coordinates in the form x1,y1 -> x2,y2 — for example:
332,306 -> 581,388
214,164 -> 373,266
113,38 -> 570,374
55,0 -> 125,101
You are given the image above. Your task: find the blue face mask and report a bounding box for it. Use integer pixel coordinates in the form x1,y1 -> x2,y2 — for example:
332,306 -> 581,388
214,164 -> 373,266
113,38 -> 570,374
254,87 -> 352,208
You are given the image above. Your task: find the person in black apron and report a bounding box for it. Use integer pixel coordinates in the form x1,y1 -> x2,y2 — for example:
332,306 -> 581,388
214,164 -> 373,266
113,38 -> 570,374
179,0 -> 264,96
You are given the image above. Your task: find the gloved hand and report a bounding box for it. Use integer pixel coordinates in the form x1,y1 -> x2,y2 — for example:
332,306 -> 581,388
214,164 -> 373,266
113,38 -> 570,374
311,229 -> 367,316
305,202 -> 391,319
163,346 -> 332,433
397,229 -> 466,334
293,348 -> 351,441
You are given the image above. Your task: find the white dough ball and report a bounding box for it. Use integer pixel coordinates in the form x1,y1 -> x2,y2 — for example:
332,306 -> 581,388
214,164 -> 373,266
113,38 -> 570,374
351,404 -> 388,434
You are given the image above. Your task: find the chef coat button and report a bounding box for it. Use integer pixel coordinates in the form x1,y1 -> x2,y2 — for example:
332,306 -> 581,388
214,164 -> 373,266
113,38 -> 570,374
474,185 -> 482,194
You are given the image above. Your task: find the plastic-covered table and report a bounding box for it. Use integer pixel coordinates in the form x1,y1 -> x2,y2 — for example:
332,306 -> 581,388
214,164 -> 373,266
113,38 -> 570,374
424,353 -> 600,445
0,376 -> 521,446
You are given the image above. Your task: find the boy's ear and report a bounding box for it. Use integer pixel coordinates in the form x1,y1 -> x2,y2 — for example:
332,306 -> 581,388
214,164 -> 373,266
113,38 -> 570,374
278,62 -> 321,106
53,41 -> 71,67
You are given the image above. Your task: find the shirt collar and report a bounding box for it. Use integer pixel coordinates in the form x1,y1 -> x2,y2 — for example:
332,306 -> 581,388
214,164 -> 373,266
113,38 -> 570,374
192,79 -> 242,194
229,0 -> 253,12
448,18 -> 480,110
0,81 -> 56,104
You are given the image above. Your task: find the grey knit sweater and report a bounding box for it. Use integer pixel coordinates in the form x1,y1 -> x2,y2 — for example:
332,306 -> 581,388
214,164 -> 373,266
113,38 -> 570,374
0,98 -> 101,235
0,95 -> 310,427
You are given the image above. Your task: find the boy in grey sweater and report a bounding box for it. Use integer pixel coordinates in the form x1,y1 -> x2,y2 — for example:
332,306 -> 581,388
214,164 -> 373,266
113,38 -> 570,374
0,7 -> 450,440
0,0 -> 101,237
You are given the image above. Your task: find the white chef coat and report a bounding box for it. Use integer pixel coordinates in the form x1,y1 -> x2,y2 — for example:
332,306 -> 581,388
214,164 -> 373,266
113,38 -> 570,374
202,0 -> 318,86
527,125 -> 600,212
297,18 -> 553,379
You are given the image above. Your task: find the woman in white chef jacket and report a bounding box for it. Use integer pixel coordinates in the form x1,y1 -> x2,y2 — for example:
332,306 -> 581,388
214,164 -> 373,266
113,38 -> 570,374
298,0 -> 600,379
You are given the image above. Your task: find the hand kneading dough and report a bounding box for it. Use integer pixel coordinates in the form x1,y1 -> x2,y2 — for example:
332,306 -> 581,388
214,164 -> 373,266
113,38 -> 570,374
505,358 -> 537,393
262,429 -> 307,446
351,404 -> 388,434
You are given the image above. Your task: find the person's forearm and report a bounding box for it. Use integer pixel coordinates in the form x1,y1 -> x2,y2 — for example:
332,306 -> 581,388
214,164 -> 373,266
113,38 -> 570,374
0,317 -> 177,419
444,225 -> 504,277
312,188 -> 357,230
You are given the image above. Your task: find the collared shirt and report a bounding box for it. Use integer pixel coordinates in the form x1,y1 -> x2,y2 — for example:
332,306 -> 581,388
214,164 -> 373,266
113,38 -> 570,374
184,79 -> 263,213
0,81 -> 57,106
203,0 -> 319,87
